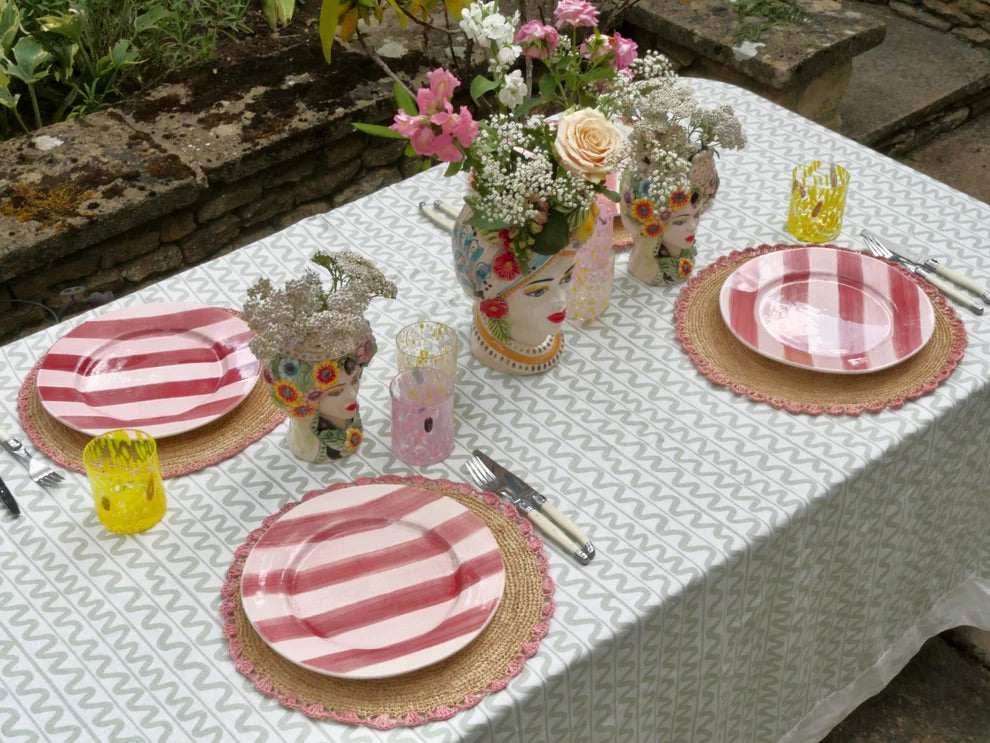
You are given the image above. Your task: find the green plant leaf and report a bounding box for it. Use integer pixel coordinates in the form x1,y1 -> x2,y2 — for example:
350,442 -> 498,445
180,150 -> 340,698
466,213 -> 510,232
0,0 -> 20,55
134,7 -> 170,35
393,81 -> 416,115
38,13 -> 81,43
319,0 -> 340,63
108,40 -> 139,68
538,73 -> 557,101
262,0 -> 296,29
530,211 -> 571,255
352,121 -> 404,138
469,74 -> 498,103
0,69 -> 18,110
4,37 -> 54,85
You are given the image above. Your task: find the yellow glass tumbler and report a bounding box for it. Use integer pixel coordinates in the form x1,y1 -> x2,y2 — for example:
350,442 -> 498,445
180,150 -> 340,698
83,429 -> 166,534
787,161 -> 850,242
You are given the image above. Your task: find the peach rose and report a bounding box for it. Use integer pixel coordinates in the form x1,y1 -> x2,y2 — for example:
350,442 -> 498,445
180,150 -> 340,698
553,108 -> 626,182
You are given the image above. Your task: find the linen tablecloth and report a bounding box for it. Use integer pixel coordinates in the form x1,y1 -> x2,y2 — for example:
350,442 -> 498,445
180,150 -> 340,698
1,79 -> 988,742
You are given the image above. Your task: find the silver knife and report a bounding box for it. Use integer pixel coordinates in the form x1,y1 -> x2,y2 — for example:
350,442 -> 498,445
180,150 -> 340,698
921,258 -> 990,305
0,473 -> 20,518
862,230 -> 985,315
474,449 -> 595,562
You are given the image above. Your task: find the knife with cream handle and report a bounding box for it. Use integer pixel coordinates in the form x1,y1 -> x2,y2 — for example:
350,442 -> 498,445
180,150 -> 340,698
473,449 -> 595,561
921,258 -> 990,304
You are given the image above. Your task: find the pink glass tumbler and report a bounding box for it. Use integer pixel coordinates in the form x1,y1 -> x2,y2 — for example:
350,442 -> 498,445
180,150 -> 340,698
389,367 -> 455,466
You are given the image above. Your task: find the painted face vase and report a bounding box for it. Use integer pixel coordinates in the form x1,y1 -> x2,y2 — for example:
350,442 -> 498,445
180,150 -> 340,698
452,206 -> 578,375
261,328 -> 378,463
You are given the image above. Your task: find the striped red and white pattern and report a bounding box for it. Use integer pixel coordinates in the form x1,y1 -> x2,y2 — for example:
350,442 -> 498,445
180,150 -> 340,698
37,302 -> 260,438
719,247 -> 935,374
240,483 -> 506,679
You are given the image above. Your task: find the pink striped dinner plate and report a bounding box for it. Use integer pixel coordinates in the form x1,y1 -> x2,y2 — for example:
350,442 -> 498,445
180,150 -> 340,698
240,483 -> 506,679
719,247 -> 935,374
37,302 -> 261,438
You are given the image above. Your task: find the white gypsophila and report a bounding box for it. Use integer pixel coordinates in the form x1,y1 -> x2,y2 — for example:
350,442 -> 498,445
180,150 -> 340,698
690,105 -> 746,150
497,69 -> 527,109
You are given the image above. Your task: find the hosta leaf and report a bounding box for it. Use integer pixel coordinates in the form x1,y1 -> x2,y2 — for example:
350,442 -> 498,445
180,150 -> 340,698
4,37 -> 54,85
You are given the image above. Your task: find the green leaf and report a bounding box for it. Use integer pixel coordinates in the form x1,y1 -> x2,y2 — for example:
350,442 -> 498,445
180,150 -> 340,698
443,160 -> 462,177
529,211 -> 571,255
538,73 -> 557,101
262,0 -> 296,29
319,0 -> 341,63
134,7 -> 170,35
352,121 -> 404,138
487,316 -> 511,343
4,37 -> 54,85
466,213 -> 510,232
107,39 -> 139,69
38,13 -> 80,43
393,81 -> 416,115
469,74 -> 498,103
0,70 -> 18,110
0,1 -> 21,54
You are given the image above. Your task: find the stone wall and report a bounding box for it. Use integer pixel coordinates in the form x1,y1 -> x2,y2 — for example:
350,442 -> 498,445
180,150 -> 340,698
863,0 -> 990,47
0,47 -> 416,344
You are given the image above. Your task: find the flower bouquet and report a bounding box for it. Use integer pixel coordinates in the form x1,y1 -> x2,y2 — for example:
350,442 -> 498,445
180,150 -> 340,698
241,250 -> 397,462
600,51 -> 746,284
356,0 -> 637,373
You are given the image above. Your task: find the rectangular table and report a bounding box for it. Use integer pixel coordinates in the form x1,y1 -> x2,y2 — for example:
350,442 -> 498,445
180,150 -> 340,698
1,78 -> 988,742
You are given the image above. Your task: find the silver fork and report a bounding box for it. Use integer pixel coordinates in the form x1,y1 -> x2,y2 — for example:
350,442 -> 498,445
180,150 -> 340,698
465,456 -> 591,565
0,425 -> 64,487
861,230 -> 984,315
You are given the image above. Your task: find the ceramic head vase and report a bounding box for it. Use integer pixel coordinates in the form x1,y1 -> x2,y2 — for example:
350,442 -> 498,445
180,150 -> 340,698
452,207 -> 578,375
242,250 -> 397,463
260,329 -> 378,463
620,152 -> 716,286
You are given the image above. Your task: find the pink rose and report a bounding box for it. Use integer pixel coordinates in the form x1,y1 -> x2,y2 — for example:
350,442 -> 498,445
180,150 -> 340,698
610,32 -> 638,71
515,21 -> 560,60
553,0 -> 599,29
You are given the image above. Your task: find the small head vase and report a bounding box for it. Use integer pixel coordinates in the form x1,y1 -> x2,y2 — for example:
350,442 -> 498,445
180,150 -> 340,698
242,250 -> 397,463
620,171 -> 705,286
261,329 -> 377,463
453,213 -> 577,375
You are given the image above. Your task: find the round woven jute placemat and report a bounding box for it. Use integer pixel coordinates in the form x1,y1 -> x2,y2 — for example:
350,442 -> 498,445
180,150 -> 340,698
17,358 -> 285,478
674,244 -> 967,415
220,474 -> 554,729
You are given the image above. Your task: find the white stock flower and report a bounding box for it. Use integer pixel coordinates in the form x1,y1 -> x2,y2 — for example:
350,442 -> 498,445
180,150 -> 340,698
494,43 -> 522,71
459,2 -> 493,44
481,12 -> 516,45
497,69 -> 527,110
553,108 -> 627,182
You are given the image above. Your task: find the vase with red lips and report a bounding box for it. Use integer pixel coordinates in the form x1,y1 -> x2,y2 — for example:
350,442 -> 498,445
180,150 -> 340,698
451,205 -> 579,375
261,331 -> 378,463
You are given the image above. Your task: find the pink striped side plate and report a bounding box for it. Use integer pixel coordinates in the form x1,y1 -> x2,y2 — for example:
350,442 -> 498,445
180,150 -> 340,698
37,302 -> 261,438
240,483 -> 506,680
718,247 -> 935,374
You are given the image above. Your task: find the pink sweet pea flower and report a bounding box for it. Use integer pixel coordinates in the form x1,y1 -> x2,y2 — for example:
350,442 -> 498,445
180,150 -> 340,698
445,107 -> 479,147
553,0 -> 599,29
515,20 -> 560,60
391,110 -> 427,140
610,32 -> 638,70
426,68 -> 460,104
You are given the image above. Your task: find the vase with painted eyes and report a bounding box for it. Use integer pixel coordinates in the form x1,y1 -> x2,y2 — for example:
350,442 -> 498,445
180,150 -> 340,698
451,204 -> 581,375
618,151 -> 719,286
260,329 -> 378,463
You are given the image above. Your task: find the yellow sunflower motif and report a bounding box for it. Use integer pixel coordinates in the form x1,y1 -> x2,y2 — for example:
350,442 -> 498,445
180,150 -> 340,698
313,359 -> 340,389
678,256 -> 694,277
631,198 -> 655,223
274,379 -> 302,405
343,428 -> 362,452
